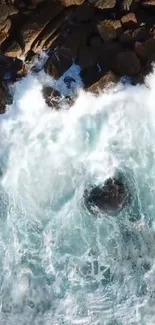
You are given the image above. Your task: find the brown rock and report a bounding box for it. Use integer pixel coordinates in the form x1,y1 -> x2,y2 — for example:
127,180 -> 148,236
78,45 -> 98,68
97,20 -> 122,42
87,71 -> 118,93
73,3 -> 95,22
0,4 -> 9,23
141,0 -> 155,6
32,11 -> 69,52
58,0 -> 85,7
0,19 -> 11,48
4,40 -> 22,58
20,2 -> 63,55
1,18 -> 11,34
44,47 -> 73,79
121,13 -> 137,29
114,51 -> 141,76
88,0 -> 116,9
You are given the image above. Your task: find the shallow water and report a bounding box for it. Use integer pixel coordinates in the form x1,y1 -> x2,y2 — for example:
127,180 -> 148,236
0,65 -> 155,325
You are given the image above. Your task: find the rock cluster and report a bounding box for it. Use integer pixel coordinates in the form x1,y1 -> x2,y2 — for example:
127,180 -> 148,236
1,0 -> 155,110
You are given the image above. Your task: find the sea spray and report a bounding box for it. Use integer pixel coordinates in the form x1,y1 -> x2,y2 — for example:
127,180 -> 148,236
0,65 -> 155,324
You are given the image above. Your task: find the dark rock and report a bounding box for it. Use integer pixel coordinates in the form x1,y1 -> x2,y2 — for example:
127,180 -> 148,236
114,51 -> 141,76
78,45 -> 98,68
4,40 -> 22,58
135,38 -> 155,61
0,55 -> 24,82
88,0 -> 116,9
32,0 -> 45,4
42,86 -> 61,109
119,30 -> 134,47
73,3 -> 95,22
121,13 -> 137,29
97,20 -> 122,42
132,27 -> 150,42
80,66 -> 102,88
89,35 -> 103,47
42,86 -> 74,109
99,42 -> 123,71
84,170 -> 132,215
58,0 -> 85,7
0,87 -> 6,113
61,24 -> 92,58
44,47 -> 73,79
87,71 -> 118,93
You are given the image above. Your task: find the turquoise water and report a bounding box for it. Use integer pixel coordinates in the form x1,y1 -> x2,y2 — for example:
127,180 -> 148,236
0,67 -> 155,324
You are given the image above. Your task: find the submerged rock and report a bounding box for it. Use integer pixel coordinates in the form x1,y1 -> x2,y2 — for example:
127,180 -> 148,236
42,86 -> 74,109
84,170 -> 132,215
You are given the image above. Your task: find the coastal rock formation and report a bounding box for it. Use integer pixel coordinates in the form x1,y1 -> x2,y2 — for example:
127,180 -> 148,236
84,171 -> 132,215
1,0 -> 155,112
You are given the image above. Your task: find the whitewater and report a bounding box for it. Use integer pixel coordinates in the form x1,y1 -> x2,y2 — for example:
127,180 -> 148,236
1,63 -> 155,325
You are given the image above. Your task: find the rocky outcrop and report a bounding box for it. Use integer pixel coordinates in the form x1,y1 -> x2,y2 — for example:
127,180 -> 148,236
84,171 -> 132,215
1,0 -> 155,114
87,71 -> 118,93
44,47 -> 73,79
20,2 -> 63,55
97,20 -> 122,42
121,13 -> 137,29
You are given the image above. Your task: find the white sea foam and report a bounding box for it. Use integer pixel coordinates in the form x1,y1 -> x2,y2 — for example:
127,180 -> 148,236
0,64 -> 155,325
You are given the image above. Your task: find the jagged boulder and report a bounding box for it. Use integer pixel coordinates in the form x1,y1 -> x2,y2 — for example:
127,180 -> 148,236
84,171 -> 132,215
20,2 -> 63,55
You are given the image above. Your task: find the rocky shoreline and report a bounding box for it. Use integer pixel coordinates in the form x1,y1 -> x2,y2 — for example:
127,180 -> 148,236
1,0 -> 155,113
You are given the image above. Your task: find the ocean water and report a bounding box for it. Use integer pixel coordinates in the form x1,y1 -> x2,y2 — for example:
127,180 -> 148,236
0,64 -> 155,325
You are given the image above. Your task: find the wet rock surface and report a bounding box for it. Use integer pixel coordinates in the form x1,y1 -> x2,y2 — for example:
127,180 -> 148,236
42,85 -> 74,109
84,171 -> 132,215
